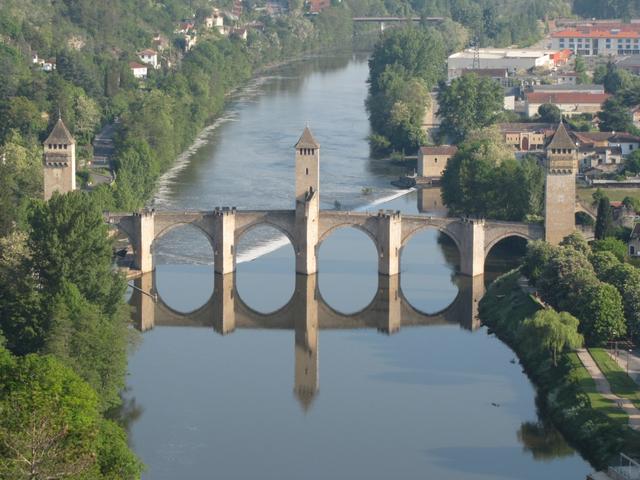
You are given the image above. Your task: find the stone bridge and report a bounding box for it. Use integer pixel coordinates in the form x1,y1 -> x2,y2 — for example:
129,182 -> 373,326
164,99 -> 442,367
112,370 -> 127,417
106,208 -> 546,278
106,126 -> 593,280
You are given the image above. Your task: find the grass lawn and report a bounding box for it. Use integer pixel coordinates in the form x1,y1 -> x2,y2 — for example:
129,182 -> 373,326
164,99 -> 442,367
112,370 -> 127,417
577,187 -> 640,206
590,348 -> 640,410
567,352 -> 630,426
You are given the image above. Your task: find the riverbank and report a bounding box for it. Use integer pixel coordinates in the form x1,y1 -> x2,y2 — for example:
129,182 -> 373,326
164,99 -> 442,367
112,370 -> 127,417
479,269 -> 640,469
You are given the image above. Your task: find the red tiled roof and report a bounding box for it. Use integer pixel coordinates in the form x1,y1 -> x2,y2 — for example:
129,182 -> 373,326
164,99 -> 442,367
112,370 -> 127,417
526,92 -> 610,104
138,49 -> 157,56
420,145 -> 458,156
129,62 -> 147,69
552,27 -> 640,39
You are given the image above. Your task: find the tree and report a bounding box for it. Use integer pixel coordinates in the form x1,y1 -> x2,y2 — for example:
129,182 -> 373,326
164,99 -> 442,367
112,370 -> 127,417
560,232 -> 590,256
523,240 -> 556,284
589,250 -> 620,279
599,97 -> 637,133
574,56 -> 589,85
26,191 -> 125,315
437,73 -> 504,143
537,103 -> 562,123
624,150 -> 640,175
580,281 -> 626,346
518,309 -> 583,366
595,197 -> 614,240
0,348 -> 142,479
592,237 -> 628,262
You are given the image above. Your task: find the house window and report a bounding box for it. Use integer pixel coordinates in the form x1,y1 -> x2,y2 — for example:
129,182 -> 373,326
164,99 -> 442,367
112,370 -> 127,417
631,245 -> 636,256
434,158 -> 438,163
306,168 -> 309,175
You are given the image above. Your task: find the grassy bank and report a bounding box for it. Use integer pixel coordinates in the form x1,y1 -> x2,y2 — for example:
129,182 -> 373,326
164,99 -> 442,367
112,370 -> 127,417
590,348 -> 640,410
479,269 -> 640,468
578,187 -> 640,205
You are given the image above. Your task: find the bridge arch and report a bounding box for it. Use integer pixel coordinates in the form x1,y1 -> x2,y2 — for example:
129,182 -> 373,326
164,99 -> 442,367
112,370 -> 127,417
400,223 -> 463,256
317,222 -> 381,254
483,231 -> 535,258
153,220 -> 215,252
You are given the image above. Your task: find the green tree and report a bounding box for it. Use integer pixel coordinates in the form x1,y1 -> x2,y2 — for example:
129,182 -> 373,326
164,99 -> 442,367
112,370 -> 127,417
518,309 -> 583,366
599,97 -> 637,133
537,103 -> 562,123
437,73 -> 504,142
595,197 -> 614,240
574,56 -> 589,85
580,281 -> 626,345
560,232 -> 590,256
26,191 -> 125,315
592,237 -> 628,262
624,150 -> 640,175
0,348 -> 142,479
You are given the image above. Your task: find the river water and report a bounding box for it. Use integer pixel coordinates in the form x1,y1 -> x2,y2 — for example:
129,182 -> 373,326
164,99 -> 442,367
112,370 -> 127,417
124,53 -> 592,479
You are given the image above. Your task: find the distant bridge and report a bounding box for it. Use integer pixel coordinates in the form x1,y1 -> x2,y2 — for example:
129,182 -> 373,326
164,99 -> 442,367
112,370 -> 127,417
352,16 -> 444,31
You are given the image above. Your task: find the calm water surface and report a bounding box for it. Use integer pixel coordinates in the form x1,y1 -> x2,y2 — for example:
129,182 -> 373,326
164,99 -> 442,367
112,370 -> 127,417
124,54 -> 592,479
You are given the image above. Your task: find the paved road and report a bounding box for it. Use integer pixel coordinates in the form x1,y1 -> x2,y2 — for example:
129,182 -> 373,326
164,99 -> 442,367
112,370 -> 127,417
92,123 -> 115,167
576,348 -> 640,430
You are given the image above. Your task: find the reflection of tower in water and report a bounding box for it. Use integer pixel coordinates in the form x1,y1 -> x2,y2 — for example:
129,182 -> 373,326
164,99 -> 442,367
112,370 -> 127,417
294,274 -> 319,411
128,271 -> 486,412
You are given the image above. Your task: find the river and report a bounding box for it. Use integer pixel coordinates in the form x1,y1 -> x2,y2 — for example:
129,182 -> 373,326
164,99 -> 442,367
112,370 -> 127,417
123,53 -> 592,479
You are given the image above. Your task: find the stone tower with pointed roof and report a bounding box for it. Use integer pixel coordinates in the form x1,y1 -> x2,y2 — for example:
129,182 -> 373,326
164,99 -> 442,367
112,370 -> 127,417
43,117 -> 76,200
295,126 -> 320,201
294,126 -> 320,274
544,122 -> 578,244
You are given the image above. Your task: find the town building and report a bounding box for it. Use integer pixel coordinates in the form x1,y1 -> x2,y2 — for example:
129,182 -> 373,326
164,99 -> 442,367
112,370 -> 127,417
308,0 -> 331,14
531,84 -> 605,95
43,117 -> 76,200
629,224 -> 640,256
524,91 -> 610,117
499,123 -> 554,151
551,23 -> 640,56
447,48 -> 564,78
231,28 -> 247,41
572,131 -> 640,172
417,145 -> 457,179
129,62 -> 148,79
183,33 -> 198,51
138,49 -> 158,69
632,105 -> 640,129
448,68 -> 511,86
205,9 -> 224,29
556,71 -> 577,84
616,55 -> 640,74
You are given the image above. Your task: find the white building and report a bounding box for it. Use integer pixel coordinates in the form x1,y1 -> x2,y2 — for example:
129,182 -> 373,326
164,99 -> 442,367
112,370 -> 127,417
551,24 -> 640,56
129,62 -> 148,79
138,49 -> 159,69
447,48 -> 557,78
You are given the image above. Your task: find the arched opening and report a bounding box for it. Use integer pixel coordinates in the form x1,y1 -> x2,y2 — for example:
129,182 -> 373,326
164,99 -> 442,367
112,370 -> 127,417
484,235 -> 528,284
152,223 -> 214,314
318,226 -> 378,314
400,228 -> 460,314
235,224 -> 295,314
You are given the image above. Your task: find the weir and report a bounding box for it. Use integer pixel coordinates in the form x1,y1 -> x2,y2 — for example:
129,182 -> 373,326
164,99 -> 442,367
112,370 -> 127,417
106,126 -> 592,279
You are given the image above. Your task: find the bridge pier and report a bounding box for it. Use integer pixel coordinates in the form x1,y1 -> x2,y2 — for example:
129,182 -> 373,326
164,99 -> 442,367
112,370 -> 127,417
213,208 -> 236,275
377,211 -> 402,276
213,272 -> 236,334
133,210 -> 155,273
459,219 -> 485,277
295,192 -> 319,275
375,274 -> 401,334
294,274 -> 319,410
456,274 -> 486,331
131,272 -> 156,331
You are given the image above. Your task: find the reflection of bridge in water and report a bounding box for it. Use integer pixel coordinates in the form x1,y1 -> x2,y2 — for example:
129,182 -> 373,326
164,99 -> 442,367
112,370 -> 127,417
129,272 -> 485,410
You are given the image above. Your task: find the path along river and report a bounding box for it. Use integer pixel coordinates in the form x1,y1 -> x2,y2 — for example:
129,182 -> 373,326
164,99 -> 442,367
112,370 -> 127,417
123,53 -> 592,479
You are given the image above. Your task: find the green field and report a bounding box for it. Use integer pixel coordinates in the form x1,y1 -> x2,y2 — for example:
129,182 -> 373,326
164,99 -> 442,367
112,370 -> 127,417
578,187 -> 640,206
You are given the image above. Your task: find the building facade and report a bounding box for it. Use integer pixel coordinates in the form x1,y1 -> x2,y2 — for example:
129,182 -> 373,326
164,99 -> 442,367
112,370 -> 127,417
499,123 -> 554,151
551,23 -> 640,56
417,145 -> 457,178
524,91 -> 610,117
43,118 -> 76,200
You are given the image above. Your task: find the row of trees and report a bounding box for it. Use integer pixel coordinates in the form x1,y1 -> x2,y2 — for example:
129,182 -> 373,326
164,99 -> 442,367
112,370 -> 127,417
522,234 -> 633,346
0,191 -> 141,478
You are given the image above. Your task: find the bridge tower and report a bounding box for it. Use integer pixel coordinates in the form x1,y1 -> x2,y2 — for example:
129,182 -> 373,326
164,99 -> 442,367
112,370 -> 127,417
544,122 -> 578,245
43,116 -> 76,200
294,126 -> 320,274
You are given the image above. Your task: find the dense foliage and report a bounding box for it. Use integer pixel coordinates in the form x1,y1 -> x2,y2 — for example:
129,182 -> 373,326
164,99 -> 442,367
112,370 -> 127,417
480,270 -> 638,469
440,128 -> 544,220
437,73 -> 504,143
522,236 -> 628,346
